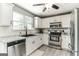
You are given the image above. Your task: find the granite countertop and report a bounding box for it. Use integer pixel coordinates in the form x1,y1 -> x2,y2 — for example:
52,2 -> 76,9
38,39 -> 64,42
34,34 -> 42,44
0,36 -> 26,43
0,34 -> 42,43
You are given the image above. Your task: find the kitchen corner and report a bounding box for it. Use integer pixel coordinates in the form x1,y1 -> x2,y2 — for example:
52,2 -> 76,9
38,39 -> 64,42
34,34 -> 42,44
0,3 -> 78,56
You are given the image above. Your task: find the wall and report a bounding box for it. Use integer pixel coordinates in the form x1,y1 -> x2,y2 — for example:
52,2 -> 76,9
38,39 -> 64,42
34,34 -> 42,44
0,4 -> 36,37
0,3 -> 37,56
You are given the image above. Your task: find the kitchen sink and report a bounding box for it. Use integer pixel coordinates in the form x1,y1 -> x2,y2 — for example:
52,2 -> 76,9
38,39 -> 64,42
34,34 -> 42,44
21,34 -> 36,37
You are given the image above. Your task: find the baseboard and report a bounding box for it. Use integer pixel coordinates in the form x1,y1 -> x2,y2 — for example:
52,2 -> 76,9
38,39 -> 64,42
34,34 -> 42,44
62,48 -> 72,52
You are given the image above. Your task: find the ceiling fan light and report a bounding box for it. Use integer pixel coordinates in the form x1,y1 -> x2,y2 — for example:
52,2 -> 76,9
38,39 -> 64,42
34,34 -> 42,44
43,7 -> 47,12
46,3 -> 52,8
52,4 -> 59,9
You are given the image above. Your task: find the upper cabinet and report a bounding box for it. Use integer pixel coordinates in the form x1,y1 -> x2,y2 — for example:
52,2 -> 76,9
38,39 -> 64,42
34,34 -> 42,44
42,16 -> 61,28
41,14 -> 71,28
34,17 -> 42,28
0,4 -> 14,26
61,14 -> 71,27
42,18 -> 50,28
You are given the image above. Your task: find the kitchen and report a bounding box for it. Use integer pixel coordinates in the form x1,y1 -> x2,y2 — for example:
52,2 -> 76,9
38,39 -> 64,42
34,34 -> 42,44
0,3 -> 79,56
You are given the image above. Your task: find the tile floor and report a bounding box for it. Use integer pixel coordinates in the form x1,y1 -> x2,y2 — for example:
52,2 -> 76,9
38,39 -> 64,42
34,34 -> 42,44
30,45 -> 71,56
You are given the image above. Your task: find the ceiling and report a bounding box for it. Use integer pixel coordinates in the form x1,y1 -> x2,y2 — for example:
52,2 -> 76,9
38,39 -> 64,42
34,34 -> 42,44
16,3 -> 79,17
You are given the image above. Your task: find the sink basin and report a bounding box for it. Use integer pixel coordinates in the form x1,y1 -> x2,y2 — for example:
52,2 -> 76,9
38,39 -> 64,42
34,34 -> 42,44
21,34 -> 36,37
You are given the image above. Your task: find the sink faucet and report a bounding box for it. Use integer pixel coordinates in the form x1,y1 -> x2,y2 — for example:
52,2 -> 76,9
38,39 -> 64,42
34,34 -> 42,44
19,32 -> 22,36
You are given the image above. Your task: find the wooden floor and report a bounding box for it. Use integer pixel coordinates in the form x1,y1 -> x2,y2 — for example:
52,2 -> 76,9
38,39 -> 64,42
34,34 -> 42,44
30,45 -> 71,56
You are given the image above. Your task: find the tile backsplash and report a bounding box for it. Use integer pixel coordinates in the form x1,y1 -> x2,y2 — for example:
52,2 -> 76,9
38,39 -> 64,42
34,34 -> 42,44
0,26 -> 38,37
0,27 -> 25,37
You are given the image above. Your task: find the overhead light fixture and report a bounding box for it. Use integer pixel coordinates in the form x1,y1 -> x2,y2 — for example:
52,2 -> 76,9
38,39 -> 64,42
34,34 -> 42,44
45,3 -> 53,9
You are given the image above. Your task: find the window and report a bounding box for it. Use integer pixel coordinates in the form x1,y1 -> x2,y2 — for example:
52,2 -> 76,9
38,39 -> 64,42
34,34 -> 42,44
13,11 -> 34,30
13,11 -> 25,30
25,16 -> 34,30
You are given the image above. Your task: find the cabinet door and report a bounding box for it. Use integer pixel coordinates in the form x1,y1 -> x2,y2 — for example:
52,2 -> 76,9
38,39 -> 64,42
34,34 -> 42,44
0,42 -> 7,54
26,36 -> 43,55
62,35 -> 71,50
34,17 -> 42,28
8,46 -> 15,56
42,19 -> 49,28
61,14 -> 71,27
0,4 -> 13,26
42,16 -> 61,28
34,18 -> 38,28
51,16 -> 61,22
38,18 -> 42,28
42,34 -> 49,45
34,36 -> 43,47
26,37 -> 35,55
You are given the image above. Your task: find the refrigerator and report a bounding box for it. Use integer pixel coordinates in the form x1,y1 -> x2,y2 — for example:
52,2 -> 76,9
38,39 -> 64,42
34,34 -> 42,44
70,8 -> 79,56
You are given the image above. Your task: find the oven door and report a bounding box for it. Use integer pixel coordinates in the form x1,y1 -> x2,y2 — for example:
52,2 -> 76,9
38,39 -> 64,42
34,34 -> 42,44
50,35 -> 59,42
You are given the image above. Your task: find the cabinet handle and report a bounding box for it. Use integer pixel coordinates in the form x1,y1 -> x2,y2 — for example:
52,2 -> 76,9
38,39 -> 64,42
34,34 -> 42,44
32,41 -> 35,44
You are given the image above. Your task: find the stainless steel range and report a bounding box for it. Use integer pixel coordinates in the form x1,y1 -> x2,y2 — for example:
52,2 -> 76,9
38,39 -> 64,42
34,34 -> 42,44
49,22 -> 62,49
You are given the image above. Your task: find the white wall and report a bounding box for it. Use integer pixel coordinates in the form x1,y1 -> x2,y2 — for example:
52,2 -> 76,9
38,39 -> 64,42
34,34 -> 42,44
0,3 -> 37,56
0,25 -> 26,37
0,4 -> 36,37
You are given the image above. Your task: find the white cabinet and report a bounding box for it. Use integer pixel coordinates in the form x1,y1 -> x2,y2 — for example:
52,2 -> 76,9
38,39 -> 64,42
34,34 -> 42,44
34,17 -> 42,28
0,4 -> 14,26
61,14 -> 71,27
0,42 -> 7,54
42,16 -> 61,28
42,18 -> 49,28
41,14 -> 71,28
62,35 -> 71,50
8,46 -> 15,56
50,16 -> 61,23
26,36 -> 43,55
42,34 -> 49,45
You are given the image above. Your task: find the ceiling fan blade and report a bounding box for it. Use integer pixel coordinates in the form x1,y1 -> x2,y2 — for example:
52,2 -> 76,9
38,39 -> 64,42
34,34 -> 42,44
33,3 -> 45,6
52,4 -> 59,9
43,7 -> 47,12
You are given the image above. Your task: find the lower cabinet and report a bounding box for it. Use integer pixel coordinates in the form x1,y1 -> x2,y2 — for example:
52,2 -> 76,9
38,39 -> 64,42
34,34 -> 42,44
26,36 -> 43,55
42,34 -> 49,45
62,35 -> 71,51
8,46 -> 16,56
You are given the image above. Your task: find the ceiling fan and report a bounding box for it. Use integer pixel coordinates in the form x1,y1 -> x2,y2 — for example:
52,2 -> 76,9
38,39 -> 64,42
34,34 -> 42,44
33,3 -> 59,12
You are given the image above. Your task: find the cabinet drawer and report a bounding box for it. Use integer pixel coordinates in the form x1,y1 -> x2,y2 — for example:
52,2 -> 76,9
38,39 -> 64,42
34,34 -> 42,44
62,35 -> 71,50
26,39 -> 35,55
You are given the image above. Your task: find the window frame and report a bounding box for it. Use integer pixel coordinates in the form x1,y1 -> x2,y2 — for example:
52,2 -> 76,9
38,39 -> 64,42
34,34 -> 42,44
12,11 -> 34,30
24,15 -> 34,30
12,11 -> 25,30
